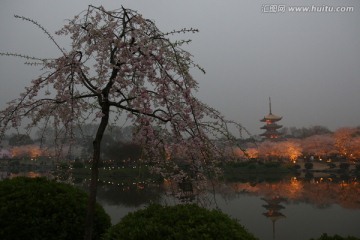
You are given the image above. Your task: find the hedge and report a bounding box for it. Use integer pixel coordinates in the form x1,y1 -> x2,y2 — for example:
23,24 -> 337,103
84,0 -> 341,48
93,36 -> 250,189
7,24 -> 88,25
0,177 -> 111,240
310,234 -> 360,240
102,203 -> 258,240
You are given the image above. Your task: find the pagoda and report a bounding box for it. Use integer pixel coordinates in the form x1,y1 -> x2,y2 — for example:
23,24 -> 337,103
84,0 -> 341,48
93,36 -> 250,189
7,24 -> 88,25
262,196 -> 286,240
260,97 -> 282,140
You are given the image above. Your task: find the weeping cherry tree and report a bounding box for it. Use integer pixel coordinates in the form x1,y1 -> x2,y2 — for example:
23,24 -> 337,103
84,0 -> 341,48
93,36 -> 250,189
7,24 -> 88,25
0,5 -> 247,240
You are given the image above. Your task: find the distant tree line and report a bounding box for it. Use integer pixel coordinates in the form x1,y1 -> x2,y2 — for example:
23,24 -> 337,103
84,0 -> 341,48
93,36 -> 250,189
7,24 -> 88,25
279,125 -> 332,138
237,126 -> 360,162
3,125 -> 360,163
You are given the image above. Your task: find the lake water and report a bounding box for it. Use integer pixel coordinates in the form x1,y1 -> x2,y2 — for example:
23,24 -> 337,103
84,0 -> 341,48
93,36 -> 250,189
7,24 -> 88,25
94,177 -> 360,240
2,170 -> 360,240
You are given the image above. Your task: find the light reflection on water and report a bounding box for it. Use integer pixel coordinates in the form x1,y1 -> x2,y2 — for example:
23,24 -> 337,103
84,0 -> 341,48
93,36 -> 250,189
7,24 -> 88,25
216,193 -> 360,240
95,177 -> 360,240
2,171 -> 360,240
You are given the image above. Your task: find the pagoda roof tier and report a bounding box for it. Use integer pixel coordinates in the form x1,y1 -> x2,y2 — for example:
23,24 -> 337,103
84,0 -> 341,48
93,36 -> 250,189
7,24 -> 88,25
262,204 -> 285,211
260,114 -> 282,122
260,130 -> 282,137
263,212 -> 286,221
260,123 -> 282,130
262,197 -> 286,204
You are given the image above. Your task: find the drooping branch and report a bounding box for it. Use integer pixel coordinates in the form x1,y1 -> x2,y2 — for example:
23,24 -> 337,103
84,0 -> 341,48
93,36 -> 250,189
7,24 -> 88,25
0,52 -> 47,63
14,15 -> 65,55
0,6 -> 252,240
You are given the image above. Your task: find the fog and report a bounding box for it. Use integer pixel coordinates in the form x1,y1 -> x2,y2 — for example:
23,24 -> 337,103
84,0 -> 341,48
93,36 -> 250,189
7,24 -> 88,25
1,0 -> 359,135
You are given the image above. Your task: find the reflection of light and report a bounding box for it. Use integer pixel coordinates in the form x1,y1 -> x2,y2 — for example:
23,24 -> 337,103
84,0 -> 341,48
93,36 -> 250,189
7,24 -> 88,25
163,178 -> 171,187
27,172 -> 41,178
340,180 -> 348,188
228,177 -> 359,209
289,177 -> 303,199
11,145 -> 43,158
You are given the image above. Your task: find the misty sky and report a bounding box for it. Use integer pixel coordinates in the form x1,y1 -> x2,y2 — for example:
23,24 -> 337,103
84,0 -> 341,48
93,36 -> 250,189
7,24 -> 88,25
1,0 -> 359,136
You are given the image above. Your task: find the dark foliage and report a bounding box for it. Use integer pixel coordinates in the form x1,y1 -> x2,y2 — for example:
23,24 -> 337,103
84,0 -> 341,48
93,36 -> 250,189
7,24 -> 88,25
0,177 -> 111,240
304,162 -> 314,170
356,164 -> 360,171
282,125 -> 332,138
292,164 -> 302,170
310,233 -> 360,240
339,163 -> 350,171
102,204 -> 258,240
328,163 -> 337,169
103,142 -> 142,167
8,134 -> 33,146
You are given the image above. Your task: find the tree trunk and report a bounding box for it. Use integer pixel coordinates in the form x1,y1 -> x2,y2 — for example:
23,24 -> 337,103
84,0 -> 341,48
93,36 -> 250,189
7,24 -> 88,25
84,104 -> 110,240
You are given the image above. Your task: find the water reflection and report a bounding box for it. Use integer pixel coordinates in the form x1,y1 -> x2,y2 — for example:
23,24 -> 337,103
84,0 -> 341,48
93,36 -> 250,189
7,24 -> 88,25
262,196 -> 286,240
96,183 -> 163,207
85,175 -> 360,240
225,177 -> 360,210
1,170 -> 360,240
15,169 -> 358,211
214,176 -> 360,240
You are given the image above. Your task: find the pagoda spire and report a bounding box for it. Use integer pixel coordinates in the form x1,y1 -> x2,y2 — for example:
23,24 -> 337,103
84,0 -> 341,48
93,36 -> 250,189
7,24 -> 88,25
269,97 -> 272,114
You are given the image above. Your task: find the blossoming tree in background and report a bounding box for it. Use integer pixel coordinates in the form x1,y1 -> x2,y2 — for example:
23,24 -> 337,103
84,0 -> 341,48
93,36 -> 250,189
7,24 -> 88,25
334,127 -> 360,160
0,6 -> 246,240
301,134 -> 336,160
280,140 -> 302,163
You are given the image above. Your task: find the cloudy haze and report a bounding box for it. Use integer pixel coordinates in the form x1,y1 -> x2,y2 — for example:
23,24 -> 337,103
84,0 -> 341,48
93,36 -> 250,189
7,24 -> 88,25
1,0 -> 359,136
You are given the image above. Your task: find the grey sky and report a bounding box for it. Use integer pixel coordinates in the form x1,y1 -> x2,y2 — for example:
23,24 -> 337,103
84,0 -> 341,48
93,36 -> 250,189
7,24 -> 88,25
1,0 -> 359,136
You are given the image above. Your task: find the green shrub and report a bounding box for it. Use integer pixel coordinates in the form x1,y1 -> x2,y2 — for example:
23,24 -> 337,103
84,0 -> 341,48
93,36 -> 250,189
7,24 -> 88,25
0,177 -> 111,240
327,163 -> 336,169
103,204 -> 258,240
310,233 -> 360,240
356,164 -> 360,171
286,163 -> 301,170
264,162 -> 280,168
293,164 -> 302,170
247,163 -> 257,170
339,163 -> 350,171
72,161 -> 85,169
305,162 -> 314,170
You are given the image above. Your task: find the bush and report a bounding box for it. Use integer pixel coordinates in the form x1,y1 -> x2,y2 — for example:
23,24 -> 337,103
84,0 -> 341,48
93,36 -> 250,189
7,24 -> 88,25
72,161 -> 85,169
356,164 -> 360,171
103,204 -> 258,240
264,162 -> 280,168
339,163 -> 350,171
327,163 -> 336,169
304,162 -> 314,170
294,164 -> 301,169
247,163 -> 257,170
288,164 -> 301,170
0,177 -> 111,240
310,233 -> 360,240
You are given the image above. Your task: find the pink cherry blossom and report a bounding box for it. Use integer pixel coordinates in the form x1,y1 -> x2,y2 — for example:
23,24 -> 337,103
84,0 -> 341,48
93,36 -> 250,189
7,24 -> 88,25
0,5 -> 247,240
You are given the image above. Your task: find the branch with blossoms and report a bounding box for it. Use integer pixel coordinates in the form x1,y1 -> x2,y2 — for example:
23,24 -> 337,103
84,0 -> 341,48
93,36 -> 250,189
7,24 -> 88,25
0,5 -> 252,239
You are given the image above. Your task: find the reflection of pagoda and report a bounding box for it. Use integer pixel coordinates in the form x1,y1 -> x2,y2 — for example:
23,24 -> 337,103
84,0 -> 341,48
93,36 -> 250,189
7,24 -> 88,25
260,97 -> 282,140
262,196 -> 286,240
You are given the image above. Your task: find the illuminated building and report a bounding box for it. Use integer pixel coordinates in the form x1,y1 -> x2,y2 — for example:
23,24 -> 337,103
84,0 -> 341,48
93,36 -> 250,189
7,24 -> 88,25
260,97 -> 283,140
